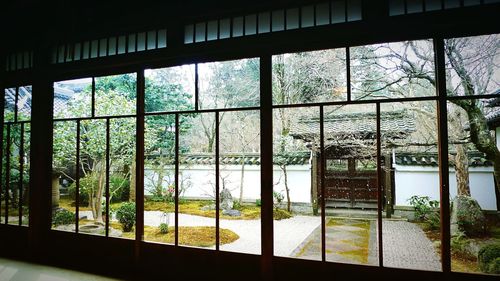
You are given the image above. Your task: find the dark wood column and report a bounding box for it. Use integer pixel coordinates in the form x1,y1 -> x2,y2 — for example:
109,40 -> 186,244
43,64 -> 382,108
29,46 -> 54,261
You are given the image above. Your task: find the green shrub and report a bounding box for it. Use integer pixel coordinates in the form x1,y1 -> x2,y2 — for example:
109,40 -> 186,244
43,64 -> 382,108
116,202 -> 136,232
408,195 -> 439,221
53,209 -> 75,226
487,257 -> 500,274
159,223 -> 169,234
255,199 -> 261,207
233,200 -> 242,210
273,209 -> 292,220
273,191 -> 284,208
478,243 -> 500,273
69,174 -> 130,205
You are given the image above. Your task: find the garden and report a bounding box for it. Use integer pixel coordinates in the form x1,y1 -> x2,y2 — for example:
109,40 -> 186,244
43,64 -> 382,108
39,34 -> 500,274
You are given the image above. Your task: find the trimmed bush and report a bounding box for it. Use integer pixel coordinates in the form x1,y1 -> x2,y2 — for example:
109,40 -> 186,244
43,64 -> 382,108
159,223 -> 169,234
53,209 -> 75,226
116,202 -> 136,232
478,243 -> 500,273
273,209 -> 292,220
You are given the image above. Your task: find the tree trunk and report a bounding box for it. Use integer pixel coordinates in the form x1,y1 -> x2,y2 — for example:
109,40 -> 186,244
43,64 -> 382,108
51,175 -> 60,211
455,144 -> 471,196
282,165 -> 291,212
462,103 -> 500,196
130,156 -> 136,202
155,157 -> 165,198
239,157 -> 245,204
95,163 -> 105,222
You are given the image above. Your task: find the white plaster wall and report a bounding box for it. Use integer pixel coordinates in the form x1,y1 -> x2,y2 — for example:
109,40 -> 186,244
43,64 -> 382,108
144,164 -> 312,203
394,165 -> 498,210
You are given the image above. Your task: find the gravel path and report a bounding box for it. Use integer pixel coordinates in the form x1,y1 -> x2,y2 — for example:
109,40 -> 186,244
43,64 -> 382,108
79,210 -> 441,271
382,220 -> 441,271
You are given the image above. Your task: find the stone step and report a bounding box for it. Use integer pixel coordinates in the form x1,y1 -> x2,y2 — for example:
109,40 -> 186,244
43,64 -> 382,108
322,208 -> 407,221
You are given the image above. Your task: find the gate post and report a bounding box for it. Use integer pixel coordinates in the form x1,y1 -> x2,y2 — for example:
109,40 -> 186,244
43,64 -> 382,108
384,154 -> 393,218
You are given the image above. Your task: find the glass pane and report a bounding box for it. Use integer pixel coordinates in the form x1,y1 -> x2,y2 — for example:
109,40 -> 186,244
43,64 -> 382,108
407,0 -> 424,13
23,52 -> 30,68
463,0 -> 480,6
382,101 -> 441,271
347,0 -> 362,21
286,8 -> 299,30
147,31 -> 156,49
137,32 -> 146,51
331,0 -> 346,23
109,118 -> 136,239
244,14 -> 257,36
178,112 -> 216,249
144,115 -> 176,245
258,12 -> 270,34
157,29 -> 167,48
117,36 -> 127,54
20,123 -> 30,226
99,38 -> 107,57
219,110 -> 261,255
198,58 -> 260,110
445,34 -> 500,96
219,19 -> 231,39
185,25 -> 194,44
52,121 -> 77,233
301,5 -> 314,28
77,119 -> 106,236
17,86 -> 32,121
233,17 -> 244,37
10,54 -> 17,70
17,53 -> 24,68
447,100 -> 499,274
74,43 -> 82,61
58,46 -> 65,63
425,0 -> 442,11
108,37 -> 117,55
350,39 -> 435,100
195,22 -> 206,43
323,104 -> 380,266
7,124 -> 21,226
444,0 -> 461,9
272,48 -> 347,105
4,88 -> 16,122
95,73 -> 137,116
316,2 -> 330,26
272,10 -> 285,32
53,78 -> 92,119
389,0 -> 405,15
273,107 -> 321,260
128,34 -> 136,53
90,40 -> 98,58
82,41 -> 90,59
145,64 -> 195,113
207,21 -> 218,41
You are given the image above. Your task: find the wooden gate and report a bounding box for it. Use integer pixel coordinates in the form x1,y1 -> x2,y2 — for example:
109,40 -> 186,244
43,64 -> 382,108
317,157 -> 391,209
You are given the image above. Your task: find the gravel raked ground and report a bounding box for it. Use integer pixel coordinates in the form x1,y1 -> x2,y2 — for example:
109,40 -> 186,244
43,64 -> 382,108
143,211 -> 321,255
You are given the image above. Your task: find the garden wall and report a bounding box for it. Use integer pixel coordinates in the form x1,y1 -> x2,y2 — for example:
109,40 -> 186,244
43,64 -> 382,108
394,165 -> 498,210
144,164 -> 312,203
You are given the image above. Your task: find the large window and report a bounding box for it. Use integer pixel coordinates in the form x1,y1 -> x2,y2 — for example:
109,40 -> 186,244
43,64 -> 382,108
52,74 -> 137,238
47,33 -> 500,277
141,59 -> 261,253
1,86 -> 31,226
